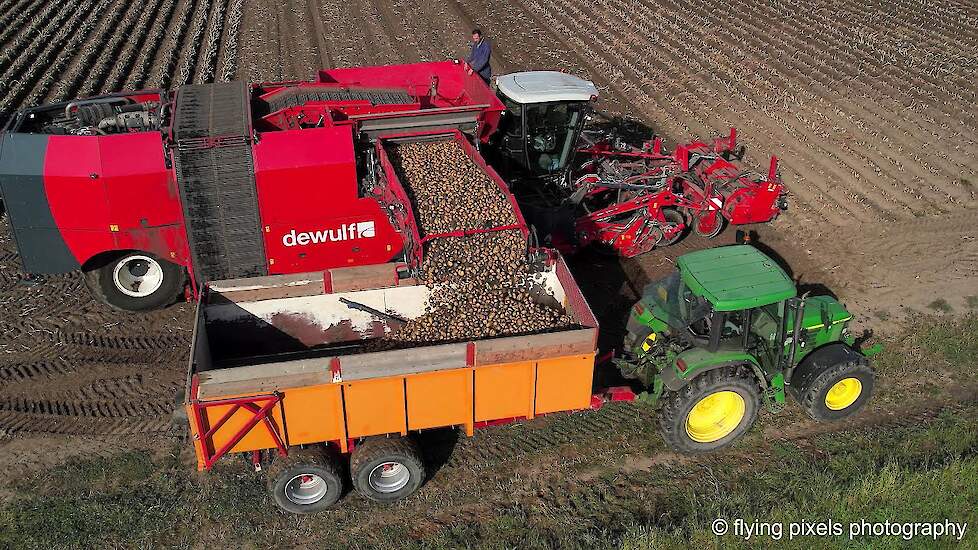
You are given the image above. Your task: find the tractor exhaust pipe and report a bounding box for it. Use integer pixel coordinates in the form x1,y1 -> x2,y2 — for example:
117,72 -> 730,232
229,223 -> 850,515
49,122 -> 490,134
783,291 -> 810,385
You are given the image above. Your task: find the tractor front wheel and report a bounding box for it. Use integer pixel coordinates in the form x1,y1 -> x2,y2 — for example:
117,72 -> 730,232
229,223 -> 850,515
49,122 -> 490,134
658,366 -> 761,453
793,359 -> 874,421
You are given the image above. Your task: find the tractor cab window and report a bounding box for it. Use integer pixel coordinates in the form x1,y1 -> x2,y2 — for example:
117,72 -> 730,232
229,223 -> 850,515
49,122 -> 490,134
750,303 -> 782,343
497,97 -> 525,162
643,272 -> 711,333
718,310 -> 745,342
499,98 -> 523,139
524,101 -> 587,174
748,302 -> 784,368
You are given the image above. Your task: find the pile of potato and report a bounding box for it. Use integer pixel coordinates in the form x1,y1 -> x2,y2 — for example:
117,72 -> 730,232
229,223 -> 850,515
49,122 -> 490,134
377,141 -> 572,346
388,140 -> 518,236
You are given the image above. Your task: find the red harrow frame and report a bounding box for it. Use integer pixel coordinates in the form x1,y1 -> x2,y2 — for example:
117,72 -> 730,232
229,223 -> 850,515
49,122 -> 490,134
560,128 -> 786,257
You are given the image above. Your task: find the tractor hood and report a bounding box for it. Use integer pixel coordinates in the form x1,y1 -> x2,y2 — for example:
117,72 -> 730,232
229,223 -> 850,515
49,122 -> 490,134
799,295 -> 852,329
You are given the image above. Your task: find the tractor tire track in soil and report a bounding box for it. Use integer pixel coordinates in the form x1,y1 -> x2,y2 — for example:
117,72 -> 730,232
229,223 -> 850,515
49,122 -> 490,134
0,225 -> 188,439
0,0 -> 235,441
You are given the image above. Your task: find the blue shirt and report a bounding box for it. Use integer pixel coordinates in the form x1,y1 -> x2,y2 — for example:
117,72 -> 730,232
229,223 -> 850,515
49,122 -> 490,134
468,39 -> 492,79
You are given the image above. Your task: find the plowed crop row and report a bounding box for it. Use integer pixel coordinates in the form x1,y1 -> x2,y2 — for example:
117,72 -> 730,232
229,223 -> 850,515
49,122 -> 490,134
0,0 -> 247,124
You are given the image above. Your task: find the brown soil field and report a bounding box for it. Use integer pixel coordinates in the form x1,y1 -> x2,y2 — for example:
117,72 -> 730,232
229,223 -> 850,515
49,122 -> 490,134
0,0 -> 975,542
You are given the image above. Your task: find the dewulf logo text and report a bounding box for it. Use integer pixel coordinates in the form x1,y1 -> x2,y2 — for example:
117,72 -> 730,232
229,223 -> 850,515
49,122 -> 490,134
282,221 -> 376,247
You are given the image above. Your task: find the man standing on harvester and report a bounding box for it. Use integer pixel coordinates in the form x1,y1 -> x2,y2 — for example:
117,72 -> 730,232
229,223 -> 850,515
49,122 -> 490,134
467,28 -> 492,83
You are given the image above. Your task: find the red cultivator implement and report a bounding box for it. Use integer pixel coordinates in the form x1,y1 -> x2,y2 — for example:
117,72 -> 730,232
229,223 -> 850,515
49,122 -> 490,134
552,128 -> 786,257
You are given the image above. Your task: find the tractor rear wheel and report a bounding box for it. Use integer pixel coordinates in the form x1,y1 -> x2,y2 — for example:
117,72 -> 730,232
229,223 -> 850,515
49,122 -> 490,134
266,446 -> 345,514
350,437 -> 425,503
792,358 -> 874,421
83,251 -> 184,312
658,365 -> 761,453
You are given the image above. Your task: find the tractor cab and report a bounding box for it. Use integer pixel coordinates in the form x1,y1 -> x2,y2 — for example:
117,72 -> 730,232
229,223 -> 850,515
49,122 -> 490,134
619,245 -> 876,452
493,71 -> 598,177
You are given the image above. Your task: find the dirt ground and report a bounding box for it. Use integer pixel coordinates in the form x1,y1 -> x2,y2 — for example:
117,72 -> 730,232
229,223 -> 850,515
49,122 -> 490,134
0,0 -> 976,530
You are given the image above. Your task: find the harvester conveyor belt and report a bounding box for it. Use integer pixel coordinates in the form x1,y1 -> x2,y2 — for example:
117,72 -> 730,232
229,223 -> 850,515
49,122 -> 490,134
172,82 -> 268,283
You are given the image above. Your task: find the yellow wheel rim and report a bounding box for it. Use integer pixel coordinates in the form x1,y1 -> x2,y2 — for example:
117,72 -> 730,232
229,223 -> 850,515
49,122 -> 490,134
685,391 -> 746,443
825,377 -> 862,410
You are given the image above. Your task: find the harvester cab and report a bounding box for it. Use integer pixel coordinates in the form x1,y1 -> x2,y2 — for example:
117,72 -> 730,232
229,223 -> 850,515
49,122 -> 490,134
618,245 -> 877,453
492,71 -> 598,177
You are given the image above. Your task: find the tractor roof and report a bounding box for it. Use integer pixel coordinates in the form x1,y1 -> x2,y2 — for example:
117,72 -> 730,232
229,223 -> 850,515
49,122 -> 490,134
495,72 -> 598,104
677,246 -> 796,311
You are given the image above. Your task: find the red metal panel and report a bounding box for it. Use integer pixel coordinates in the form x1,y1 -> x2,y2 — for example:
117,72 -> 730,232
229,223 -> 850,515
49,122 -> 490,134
43,132 -> 192,269
555,254 -> 598,334
100,132 -> 190,264
253,126 -> 404,273
314,61 -> 504,141
43,136 -> 114,264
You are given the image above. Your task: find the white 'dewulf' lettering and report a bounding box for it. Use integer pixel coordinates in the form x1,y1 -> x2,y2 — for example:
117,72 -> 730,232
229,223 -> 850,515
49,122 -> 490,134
282,221 -> 376,247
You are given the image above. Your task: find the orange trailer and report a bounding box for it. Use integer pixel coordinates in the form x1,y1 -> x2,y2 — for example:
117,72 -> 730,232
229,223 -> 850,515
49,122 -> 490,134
184,256 -> 601,512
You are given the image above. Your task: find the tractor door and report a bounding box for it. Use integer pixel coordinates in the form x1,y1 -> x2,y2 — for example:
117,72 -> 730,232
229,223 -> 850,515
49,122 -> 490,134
747,302 -> 784,373
495,97 -> 527,173
523,101 -> 588,175
493,98 -> 590,176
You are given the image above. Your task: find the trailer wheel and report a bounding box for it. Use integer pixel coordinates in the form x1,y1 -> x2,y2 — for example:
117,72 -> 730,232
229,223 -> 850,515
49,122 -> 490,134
83,252 -> 184,312
267,447 -> 344,514
350,437 -> 425,503
792,359 -> 874,422
658,365 -> 760,453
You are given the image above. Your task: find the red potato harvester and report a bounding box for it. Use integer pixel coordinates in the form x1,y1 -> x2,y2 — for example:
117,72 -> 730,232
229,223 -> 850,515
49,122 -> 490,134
0,61 -> 785,311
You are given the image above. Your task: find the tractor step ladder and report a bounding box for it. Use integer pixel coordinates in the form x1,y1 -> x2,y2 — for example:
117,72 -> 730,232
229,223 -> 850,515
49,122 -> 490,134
172,81 -> 268,283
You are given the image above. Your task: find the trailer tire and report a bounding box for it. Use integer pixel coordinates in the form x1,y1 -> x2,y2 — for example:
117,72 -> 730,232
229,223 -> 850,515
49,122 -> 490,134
350,437 -> 425,503
83,252 -> 184,312
658,365 -> 760,453
267,447 -> 344,514
792,359 -> 874,422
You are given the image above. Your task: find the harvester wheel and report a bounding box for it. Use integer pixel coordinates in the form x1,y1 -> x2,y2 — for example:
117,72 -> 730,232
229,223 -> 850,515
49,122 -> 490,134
266,446 -> 344,514
658,365 -> 760,453
693,211 -> 725,239
792,358 -> 874,422
84,251 -> 184,312
660,208 -> 687,246
350,436 -> 425,503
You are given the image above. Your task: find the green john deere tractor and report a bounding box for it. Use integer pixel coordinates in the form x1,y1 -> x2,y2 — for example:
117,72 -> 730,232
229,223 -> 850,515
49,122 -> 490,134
617,245 -> 880,453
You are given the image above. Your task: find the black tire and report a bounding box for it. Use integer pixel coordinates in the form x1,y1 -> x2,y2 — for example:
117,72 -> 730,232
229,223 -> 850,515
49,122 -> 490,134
792,359 -> 874,422
660,208 -> 687,246
350,437 -> 425,503
266,446 -> 344,514
658,365 -> 761,453
83,251 -> 184,312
